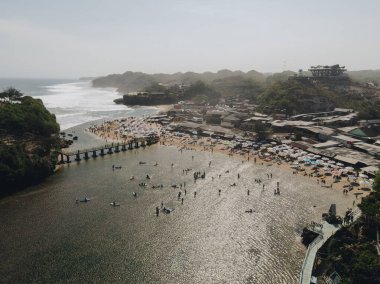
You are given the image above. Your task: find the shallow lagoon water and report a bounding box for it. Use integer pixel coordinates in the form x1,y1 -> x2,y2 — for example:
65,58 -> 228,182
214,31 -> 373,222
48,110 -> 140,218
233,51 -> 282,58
0,143 -> 356,283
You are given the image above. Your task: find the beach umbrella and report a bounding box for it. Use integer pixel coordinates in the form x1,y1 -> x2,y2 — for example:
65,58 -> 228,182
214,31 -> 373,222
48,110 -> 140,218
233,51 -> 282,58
345,166 -> 354,171
322,157 -> 329,161
336,162 -> 344,167
359,180 -> 371,187
359,173 -> 369,179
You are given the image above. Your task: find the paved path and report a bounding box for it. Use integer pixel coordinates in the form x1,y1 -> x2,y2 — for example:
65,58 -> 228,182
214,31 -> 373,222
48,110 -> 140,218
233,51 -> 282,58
300,208 -> 361,284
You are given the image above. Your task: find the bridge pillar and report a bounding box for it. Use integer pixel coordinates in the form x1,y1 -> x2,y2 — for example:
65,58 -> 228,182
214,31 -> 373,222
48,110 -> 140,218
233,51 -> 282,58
134,141 -> 139,148
115,145 -> 120,153
100,149 -> 105,156
128,143 -> 133,150
141,140 -> 146,147
59,153 -> 65,164
147,139 -> 151,146
108,147 -> 113,154
66,155 -> 71,163
92,150 -> 98,158
121,144 -> 127,151
75,153 -> 81,161
84,152 -> 89,160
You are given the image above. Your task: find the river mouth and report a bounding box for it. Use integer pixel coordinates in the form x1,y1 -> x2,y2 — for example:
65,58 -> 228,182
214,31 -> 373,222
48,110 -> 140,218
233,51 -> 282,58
0,140 -> 356,283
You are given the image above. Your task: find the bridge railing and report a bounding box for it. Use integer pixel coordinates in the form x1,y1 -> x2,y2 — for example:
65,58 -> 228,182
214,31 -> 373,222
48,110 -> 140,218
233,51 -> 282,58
299,234 -> 323,283
59,137 -> 156,156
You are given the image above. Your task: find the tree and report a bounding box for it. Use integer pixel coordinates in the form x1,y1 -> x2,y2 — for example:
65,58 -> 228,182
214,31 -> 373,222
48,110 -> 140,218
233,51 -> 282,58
253,123 -> 272,141
0,87 -> 23,102
358,166 -> 380,217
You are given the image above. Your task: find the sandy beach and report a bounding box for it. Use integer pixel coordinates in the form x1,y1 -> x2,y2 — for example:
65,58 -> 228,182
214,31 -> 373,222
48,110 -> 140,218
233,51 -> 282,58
86,117 -> 372,203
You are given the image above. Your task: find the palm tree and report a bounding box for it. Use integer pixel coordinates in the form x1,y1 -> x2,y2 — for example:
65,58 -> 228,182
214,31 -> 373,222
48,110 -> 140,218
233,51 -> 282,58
0,87 -> 23,102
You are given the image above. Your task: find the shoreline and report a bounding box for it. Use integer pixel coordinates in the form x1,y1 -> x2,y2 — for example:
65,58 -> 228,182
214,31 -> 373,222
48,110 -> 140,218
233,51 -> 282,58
160,135 -> 370,200
85,116 -> 371,204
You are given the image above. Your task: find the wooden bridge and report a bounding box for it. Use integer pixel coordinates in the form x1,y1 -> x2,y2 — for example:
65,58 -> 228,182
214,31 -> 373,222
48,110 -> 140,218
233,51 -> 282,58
57,137 -> 158,164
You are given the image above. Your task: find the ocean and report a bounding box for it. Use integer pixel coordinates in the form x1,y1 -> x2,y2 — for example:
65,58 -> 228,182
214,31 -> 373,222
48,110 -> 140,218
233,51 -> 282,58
0,78 -> 157,130
0,79 -> 356,283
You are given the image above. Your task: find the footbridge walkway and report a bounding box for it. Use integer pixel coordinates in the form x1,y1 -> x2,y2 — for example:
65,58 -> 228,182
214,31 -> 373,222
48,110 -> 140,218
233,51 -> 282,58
299,208 -> 361,284
57,136 -> 158,164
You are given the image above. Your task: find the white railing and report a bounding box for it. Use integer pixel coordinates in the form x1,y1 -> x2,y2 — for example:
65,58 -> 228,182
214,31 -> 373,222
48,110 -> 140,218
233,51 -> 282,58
299,234 -> 323,283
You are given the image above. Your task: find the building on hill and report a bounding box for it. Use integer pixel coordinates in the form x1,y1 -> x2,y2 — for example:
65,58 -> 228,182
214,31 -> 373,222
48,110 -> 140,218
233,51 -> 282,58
358,119 -> 380,127
270,120 -> 315,133
352,142 -> 380,158
240,114 -> 272,131
315,113 -> 358,127
204,110 -> 229,125
331,134 -> 361,147
338,125 -> 380,142
333,108 -> 354,115
221,114 -> 241,129
294,126 -> 336,141
308,64 -> 347,78
290,64 -> 350,84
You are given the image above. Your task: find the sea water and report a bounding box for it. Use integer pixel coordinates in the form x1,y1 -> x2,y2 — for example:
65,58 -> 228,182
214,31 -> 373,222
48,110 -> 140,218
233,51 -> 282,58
0,78 -> 158,130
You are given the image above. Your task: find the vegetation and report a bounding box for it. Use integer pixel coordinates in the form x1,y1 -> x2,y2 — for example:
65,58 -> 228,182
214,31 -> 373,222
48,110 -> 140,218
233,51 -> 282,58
359,169 -> 380,216
257,80 -> 335,115
180,81 -> 221,105
0,88 -> 60,195
253,123 -> 272,141
120,80 -> 222,106
316,166 -> 380,283
212,76 -> 263,101
96,69 -> 380,119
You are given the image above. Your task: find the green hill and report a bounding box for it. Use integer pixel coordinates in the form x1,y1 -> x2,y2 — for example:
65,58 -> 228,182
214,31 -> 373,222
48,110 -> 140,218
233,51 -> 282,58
0,88 -> 61,195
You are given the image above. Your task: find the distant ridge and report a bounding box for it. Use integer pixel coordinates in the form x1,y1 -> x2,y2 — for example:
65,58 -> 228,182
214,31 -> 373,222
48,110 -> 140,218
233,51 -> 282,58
91,69 -> 380,93
92,69 -> 271,93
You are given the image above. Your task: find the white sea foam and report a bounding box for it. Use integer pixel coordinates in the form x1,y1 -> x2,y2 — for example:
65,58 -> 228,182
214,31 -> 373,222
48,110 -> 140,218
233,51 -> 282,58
33,81 -> 133,130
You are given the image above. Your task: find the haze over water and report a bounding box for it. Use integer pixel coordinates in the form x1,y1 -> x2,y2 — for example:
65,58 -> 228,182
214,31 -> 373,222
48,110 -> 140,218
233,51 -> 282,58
0,79 -> 356,283
0,79 -> 158,130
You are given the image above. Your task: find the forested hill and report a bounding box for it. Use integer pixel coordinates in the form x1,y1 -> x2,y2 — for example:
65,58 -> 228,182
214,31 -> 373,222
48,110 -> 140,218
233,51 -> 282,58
0,88 -> 61,196
92,69 -> 380,94
92,69 -> 270,93
94,69 -> 380,119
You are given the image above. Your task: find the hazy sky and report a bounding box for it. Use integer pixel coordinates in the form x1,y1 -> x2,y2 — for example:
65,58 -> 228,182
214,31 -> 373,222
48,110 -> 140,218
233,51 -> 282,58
0,0 -> 379,78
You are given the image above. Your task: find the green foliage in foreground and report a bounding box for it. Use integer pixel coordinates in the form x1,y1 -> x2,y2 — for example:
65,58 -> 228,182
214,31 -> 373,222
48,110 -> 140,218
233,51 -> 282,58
0,89 -> 60,195
359,169 -> 380,217
0,142 -> 58,194
318,225 -> 380,283
317,167 -> 380,283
